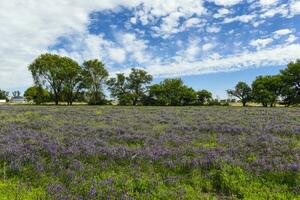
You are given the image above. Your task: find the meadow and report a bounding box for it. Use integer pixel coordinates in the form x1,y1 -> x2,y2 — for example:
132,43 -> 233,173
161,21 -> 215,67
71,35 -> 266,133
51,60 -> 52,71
0,105 -> 300,199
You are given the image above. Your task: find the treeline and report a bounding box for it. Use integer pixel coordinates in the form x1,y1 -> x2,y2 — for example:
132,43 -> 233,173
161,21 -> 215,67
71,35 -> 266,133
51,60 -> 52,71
227,59 -> 300,107
24,53 -> 214,106
1,53 -> 299,107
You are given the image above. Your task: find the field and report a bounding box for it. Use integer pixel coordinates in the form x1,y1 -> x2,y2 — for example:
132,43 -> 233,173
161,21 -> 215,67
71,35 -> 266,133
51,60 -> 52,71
0,106 -> 300,199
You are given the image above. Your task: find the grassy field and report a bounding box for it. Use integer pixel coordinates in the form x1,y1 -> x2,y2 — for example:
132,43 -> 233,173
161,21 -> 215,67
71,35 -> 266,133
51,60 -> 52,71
0,106 -> 300,199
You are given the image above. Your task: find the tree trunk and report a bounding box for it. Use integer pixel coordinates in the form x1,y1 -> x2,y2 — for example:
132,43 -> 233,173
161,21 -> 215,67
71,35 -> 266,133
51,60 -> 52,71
242,102 -> 246,107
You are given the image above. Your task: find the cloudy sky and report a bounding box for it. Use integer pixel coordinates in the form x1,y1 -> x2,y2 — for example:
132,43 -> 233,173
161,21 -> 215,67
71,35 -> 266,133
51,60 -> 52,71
1,0 -> 300,97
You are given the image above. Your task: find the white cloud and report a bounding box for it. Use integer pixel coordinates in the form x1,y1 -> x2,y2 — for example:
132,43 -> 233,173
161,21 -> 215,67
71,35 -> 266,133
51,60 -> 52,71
250,38 -> 273,49
290,1 -> 300,15
213,8 -> 231,18
206,26 -> 221,33
130,17 -> 137,24
259,0 -> 278,6
185,45 -> 201,61
274,29 -> 292,38
183,18 -> 203,29
260,4 -> 288,18
108,48 -> 126,63
139,44 -> 300,77
135,0 -> 206,38
210,0 -> 242,6
0,0 -> 145,89
0,0 -> 207,89
118,33 -> 151,63
175,38 -> 201,62
202,43 -> 215,51
224,14 -> 256,23
286,34 -> 298,43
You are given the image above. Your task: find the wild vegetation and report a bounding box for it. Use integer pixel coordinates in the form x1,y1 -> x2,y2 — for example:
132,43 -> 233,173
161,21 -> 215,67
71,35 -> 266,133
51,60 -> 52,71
0,55 -> 300,199
0,106 -> 300,199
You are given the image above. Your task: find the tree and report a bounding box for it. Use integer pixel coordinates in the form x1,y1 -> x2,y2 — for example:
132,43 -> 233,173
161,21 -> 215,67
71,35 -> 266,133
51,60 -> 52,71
196,90 -> 212,105
61,58 -> 82,105
107,68 -> 153,105
107,74 -> 131,105
181,87 -> 197,106
126,68 -> 153,105
12,91 -> 21,97
29,54 -> 70,105
148,79 -> 196,106
252,75 -> 283,107
0,90 -> 9,101
280,60 -> 300,106
24,86 -> 50,105
227,82 -> 252,106
81,60 -> 109,105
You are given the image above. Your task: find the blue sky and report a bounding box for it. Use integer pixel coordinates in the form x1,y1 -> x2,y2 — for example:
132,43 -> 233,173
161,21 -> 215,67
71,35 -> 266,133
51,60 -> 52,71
0,0 -> 300,98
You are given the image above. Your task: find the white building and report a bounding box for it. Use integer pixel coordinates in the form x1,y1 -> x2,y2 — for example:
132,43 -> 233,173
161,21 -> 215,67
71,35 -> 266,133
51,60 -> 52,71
0,99 -> 6,103
10,96 -> 26,103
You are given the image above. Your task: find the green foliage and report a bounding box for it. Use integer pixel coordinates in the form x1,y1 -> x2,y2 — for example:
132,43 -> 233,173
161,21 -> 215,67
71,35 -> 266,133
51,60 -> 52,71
107,68 -> 153,105
280,59 -> 300,106
148,78 -> 196,106
196,90 -> 213,105
227,82 -> 252,106
28,53 -> 79,105
0,179 -> 46,200
81,59 -> 109,105
215,165 -> 299,200
60,57 -> 82,105
252,75 -> 283,107
107,73 -> 130,105
0,89 -> 9,101
126,68 -> 153,105
24,86 -> 50,105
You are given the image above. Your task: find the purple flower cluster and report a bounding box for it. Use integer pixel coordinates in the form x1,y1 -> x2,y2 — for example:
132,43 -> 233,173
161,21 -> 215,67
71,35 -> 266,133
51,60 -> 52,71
0,106 -> 299,198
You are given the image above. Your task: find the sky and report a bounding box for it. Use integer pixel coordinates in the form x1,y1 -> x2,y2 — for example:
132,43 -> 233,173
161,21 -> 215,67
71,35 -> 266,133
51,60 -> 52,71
0,0 -> 300,98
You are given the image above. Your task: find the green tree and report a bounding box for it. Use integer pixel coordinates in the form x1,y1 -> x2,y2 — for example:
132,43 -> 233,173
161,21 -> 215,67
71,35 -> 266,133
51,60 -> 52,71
61,58 -> 82,105
149,79 -> 196,106
24,86 -> 50,105
81,60 -> 109,105
126,68 -> 153,105
280,59 -> 300,106
106,74 -> 131,105
28,54 -> 69,105
161,79 -> 185,106
196,90 -> 213,105
252,75 -> 283,107
0,89 -> 9,101
181,87 -> 197,106
227,82 -> 252,106
146,84 -> 165,105
107,68 -> 153,105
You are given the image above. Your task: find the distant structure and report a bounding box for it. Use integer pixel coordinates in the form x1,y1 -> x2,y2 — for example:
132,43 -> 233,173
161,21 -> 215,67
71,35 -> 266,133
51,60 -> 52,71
0,99 -> 6,103
10,96 -> 26,103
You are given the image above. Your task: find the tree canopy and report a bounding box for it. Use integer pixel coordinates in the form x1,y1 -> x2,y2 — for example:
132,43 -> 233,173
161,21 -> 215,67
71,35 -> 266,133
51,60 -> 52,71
280,59 -> 300,106
196,90 -> 213,105
24,53 -> 300,107
252,75 -> 283,107
149,79 -> 197,106
107,68 -> 152,105
81,59 -> 109,105
28,54 -> 76,105
227,82 -> 252,106
0,89 -> 9,101
24,86 -> 50,105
